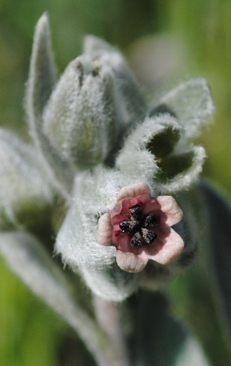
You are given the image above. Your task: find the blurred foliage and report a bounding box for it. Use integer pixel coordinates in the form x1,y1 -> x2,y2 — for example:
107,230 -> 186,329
1,0 -> 231,365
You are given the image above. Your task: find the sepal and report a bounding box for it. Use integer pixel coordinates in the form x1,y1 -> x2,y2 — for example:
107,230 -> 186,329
116,114 -> 180,187
116,111 -> 207,193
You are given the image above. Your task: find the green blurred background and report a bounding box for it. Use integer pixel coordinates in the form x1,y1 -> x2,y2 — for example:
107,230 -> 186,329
1,0 -> 231,365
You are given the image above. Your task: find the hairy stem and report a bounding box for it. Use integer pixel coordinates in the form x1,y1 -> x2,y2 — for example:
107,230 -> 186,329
93,295 -> 130,366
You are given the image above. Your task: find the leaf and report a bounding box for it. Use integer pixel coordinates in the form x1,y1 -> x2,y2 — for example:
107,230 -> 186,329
0,231 -> 113,366
26,13 -> 75,199
0,128 -> 53,229
123,290 -> 210,366
26,12 -> 56,122
154,78 -> 215,139
198,180 -> 231,339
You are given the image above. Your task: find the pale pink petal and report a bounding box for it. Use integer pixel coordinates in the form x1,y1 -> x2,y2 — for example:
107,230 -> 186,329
117,182 -> 151,201
157,196 -> 183,226
148,229 -> 184,265
116,250 -> 148,273
98,213 -> 112,246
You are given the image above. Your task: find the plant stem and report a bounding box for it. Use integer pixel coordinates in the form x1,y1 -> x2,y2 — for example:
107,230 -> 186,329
93,295 -> 130,366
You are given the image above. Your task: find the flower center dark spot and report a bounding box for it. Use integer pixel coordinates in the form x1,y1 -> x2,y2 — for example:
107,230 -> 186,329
129,204 -> 143,221
119,204 -> 158,248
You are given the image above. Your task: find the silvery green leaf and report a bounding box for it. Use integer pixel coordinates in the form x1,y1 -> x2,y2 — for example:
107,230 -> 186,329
26,13 -> 75,199
116,114 -> 181,192
26,12 -> 56,122
0,129 -> 53,229
43,55 -> 119,169
0,231 -> 73,313
84,35 -> 147,126
152,78 -> 215,139
0,231 -> 114,366
55,166 -> 140,301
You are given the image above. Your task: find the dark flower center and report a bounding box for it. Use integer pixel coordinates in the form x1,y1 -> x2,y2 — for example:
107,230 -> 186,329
119,204 -> 157,248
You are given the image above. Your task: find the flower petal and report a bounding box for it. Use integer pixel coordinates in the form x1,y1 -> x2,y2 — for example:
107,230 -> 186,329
116,250 -> 148,273
157,196 -> 183,226
148,228 -> 184,265
98,213 -> 112,246
117,182 -> 151,201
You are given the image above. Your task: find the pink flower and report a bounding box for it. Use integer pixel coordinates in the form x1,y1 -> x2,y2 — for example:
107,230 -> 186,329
98,183 -> 184,273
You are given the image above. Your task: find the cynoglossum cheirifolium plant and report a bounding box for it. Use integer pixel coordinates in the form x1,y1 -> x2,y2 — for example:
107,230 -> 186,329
0,12 -> 214,304
3,12 -> 231,366
51,37 -> 213,300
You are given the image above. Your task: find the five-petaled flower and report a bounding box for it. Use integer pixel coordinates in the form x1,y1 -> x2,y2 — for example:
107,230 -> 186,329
98,183 -> 184,273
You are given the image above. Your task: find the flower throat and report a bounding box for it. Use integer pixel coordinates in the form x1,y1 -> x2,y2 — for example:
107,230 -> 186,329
119,204 -> 158,248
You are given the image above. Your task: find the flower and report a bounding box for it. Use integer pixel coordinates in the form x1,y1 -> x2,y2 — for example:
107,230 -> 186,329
98,183 -> 184,273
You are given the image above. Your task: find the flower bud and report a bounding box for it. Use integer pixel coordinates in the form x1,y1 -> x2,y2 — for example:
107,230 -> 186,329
83,35 -> 147,126
43,55 -> 118,169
